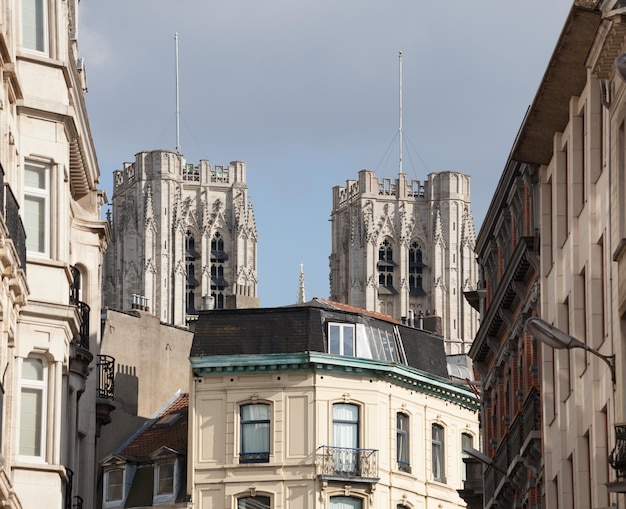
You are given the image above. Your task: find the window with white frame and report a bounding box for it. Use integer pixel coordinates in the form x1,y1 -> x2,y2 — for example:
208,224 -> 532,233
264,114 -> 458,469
105,468 -> 124,502
397,412 -> 410,473
240,403 -> 270,463
328,323 -> 355,356
22,0 -> 48,53
19,355 -> 47,459
432,423 -> 445,482
24,162 -> 50,256
156,461 -> 175,495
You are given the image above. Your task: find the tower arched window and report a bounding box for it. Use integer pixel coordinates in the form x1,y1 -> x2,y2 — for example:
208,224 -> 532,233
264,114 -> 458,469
377,239 -> 395,291
409,241 -> 426,296
185,230 -> 200,315
210,232 -> 228,309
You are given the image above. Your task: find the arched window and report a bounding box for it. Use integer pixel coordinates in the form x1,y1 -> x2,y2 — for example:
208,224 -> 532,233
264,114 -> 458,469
237,496 -> 270,509
210,232 -> 228,309
397,413 -> 410,473
333,403 -> 359,475
330,496 -> 362,509
240,403 -> 270,463
185,230 -> 200,314
378,239 -> 395,290
432,423 -> 445,482
409,241 -> 426,296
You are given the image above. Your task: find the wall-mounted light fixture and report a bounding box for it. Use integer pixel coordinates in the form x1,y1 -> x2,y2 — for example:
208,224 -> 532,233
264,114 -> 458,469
525,317 -> 615,385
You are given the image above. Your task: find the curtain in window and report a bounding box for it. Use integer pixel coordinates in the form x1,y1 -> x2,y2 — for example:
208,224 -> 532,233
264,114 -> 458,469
397,413 -> 410,470
329,496 -> 362,509
241,404 -> 270,454
432,424 -> 445,481
333,403 -> 358,474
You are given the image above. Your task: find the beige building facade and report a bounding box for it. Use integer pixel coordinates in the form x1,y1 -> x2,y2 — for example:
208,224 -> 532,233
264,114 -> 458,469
189,302 -> 479,509
0,1 -> 110,508
103,150 -> 259,328
330,170 -> 479,355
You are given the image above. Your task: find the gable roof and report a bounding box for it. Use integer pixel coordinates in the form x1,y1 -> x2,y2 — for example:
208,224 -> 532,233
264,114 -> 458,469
119,392 -> 188,461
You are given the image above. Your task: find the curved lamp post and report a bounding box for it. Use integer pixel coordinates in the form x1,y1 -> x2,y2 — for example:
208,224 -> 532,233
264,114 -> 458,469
525,317 -> 615,385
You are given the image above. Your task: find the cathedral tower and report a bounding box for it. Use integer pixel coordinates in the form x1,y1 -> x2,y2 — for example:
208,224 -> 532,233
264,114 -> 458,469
330,170 -> 478,354
104,150 -> 259,327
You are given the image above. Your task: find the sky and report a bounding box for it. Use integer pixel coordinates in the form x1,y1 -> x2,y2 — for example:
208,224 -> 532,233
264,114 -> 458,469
80,1 -> 573,308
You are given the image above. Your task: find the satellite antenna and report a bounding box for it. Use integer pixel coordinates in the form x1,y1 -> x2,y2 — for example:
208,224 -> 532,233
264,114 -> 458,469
399,51 -> 403,174
175,33 -> 181,153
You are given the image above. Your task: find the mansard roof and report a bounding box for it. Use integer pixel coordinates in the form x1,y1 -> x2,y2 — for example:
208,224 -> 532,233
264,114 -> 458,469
190,299 -> 448,379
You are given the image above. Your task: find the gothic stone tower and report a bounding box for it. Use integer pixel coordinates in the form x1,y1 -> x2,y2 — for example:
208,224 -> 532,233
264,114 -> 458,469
330,170 -> 478,354
104,150 -> 259,327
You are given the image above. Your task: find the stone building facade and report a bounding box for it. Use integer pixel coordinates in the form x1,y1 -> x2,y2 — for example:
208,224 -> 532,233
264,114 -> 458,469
103,150 -> 259,327
330,170 -> 479,354
0,1 -> 111,508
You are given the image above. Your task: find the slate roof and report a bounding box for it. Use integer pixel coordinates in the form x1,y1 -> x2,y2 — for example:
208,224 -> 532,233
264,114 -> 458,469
190,299 -> 448,379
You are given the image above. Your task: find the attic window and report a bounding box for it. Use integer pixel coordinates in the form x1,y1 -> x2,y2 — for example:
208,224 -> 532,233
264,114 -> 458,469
327,322 -> 407,364
155,413 -> 181,427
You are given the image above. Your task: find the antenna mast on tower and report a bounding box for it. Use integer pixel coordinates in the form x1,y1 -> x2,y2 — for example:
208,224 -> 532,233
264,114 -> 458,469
399,51 -> 403,174
175,32 -> 181,153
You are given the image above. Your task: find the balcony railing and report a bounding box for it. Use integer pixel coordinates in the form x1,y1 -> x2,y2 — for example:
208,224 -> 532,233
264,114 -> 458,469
317,446 -> 379,482
72,301 -> 90,350
97,355 -> 115,400
73,496 -> 83,509
4,184 -> 26,275
610,423 -> 626,479
65,468 -> 74,509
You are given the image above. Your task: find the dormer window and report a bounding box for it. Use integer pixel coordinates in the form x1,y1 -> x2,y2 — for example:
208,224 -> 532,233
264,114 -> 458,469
328,323 -> 355,356
156,461 -> 175,495
105,468 -> 124,502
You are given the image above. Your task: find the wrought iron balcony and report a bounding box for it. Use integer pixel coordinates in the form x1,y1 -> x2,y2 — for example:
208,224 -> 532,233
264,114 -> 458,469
97,355 -> 115,400
316,446 -> 379,482
72,301 -> 90,350
65,468 -> 74,509
3,183 -> 26,275
610,423 -> 626,479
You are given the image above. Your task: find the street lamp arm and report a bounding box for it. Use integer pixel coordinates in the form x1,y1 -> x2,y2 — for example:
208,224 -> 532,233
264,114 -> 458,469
525,317 -> 615,385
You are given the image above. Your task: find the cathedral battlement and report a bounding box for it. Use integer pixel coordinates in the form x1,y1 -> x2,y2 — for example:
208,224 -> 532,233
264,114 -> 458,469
333,169 -> 427,209
112,150 -> 247,195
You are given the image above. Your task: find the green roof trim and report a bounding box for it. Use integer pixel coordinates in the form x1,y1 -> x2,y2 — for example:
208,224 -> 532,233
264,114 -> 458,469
190,352 -> 478,412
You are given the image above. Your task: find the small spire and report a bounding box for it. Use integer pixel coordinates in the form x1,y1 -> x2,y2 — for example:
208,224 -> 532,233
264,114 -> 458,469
297,263 -> 306,304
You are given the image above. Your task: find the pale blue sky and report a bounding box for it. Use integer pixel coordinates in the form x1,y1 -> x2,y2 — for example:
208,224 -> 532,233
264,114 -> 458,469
81,1 -> 572,307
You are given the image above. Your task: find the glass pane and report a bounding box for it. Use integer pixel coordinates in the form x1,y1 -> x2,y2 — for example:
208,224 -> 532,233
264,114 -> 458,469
333,404 -> 358,449
107,469 -> 124,501
342,326 -> 354,356
238,496 -> 271,509
24,164 -> 46,189
330,497 -> 362,509
329,324 -> 340,354
19,388 -> 42,456
23,357 -> 44,381
24,196 -> 46,253
158,463 -> 175,494
22,0 -> 45,52
241,404 -> 269,421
